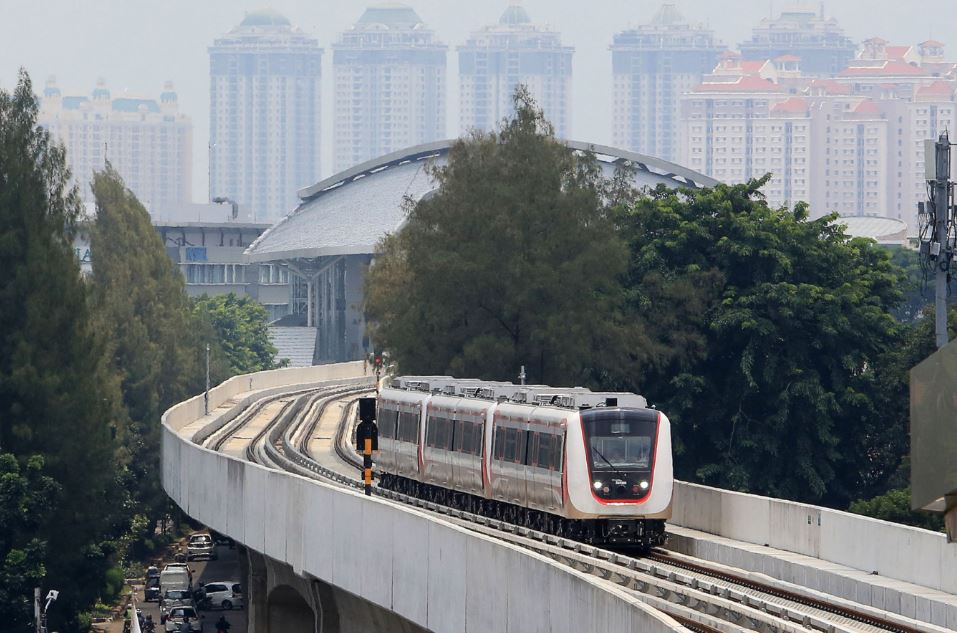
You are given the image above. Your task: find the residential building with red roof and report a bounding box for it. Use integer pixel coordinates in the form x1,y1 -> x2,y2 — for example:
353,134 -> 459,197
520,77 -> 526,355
680,77 -> 812,210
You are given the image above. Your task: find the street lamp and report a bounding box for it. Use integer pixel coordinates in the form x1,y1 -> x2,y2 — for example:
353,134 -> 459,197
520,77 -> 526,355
212,196 -> 239,220
35,588 -> 57,633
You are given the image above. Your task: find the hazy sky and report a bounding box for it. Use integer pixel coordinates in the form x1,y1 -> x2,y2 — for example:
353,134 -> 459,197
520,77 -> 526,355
1,0 -> 951,201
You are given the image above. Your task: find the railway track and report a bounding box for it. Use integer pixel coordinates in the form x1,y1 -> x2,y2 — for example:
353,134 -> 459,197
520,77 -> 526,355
198,383 -> 947,633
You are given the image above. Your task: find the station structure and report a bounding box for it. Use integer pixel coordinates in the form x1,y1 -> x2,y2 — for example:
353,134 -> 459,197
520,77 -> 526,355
243,139 -> 718,365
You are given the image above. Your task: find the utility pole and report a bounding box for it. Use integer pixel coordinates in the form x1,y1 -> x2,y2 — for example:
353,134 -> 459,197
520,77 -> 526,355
923,132 -> 953,349
204,343 -> 210,415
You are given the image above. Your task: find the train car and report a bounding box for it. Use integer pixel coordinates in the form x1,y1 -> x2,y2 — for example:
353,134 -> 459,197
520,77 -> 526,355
376,377 -> 672,548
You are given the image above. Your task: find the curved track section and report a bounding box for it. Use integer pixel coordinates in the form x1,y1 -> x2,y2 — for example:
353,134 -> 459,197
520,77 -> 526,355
200,382 -> 948,633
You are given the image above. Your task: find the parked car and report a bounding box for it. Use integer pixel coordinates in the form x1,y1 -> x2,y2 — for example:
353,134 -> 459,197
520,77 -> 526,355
144,576 -> 162,602
163,605 -> 201,632
187,533 -> 216,561
159,589 -> 193,624
200,581 -> 243,610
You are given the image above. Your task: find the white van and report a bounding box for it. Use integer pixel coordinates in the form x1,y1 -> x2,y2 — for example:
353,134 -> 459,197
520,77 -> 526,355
159,568 -> 190,594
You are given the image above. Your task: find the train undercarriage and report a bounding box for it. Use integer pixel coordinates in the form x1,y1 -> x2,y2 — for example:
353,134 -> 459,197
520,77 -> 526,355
378,473 -> 666,549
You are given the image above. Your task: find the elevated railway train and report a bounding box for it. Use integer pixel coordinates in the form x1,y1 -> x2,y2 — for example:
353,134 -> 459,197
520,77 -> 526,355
375,376 -> 673,548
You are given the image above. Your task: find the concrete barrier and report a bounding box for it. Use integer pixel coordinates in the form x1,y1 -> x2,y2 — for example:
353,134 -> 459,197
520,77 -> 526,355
162,363 -> 685,633
672,481 -> 957,596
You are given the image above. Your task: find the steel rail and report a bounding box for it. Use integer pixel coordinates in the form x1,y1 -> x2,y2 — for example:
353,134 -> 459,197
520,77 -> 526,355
209,385 -> 947,633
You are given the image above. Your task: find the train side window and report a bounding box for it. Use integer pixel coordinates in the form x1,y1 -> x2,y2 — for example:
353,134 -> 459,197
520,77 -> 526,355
464,421 -> 477,455
503,428 -> 516,462
379,409 -> 394,439
444,418 -> 455,451
527,432 -> 540,466
552,435 -> 564,470
425,416 -> 436,447
536,433 -> 550,468
473,423 -> 484,456
493,427 -> 504,460
453,420 -> 465,453
517,430 -> 528,465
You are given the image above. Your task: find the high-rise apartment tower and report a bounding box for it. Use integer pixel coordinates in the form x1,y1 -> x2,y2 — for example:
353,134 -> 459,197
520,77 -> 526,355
458,2 -> 573,137
333,3 -> 447,173
39,77 -> 191,218
209,9 -> 322,221
739,8 -> 856,77
611,3 -> 724,162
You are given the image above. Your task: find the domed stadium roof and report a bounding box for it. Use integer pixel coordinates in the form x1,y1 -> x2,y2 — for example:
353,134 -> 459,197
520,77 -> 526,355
835,215 -> 909,245
357,2 -> 423,29
244,139 -> 718,263
499,3 -> 532,26
240,8 -> 291,28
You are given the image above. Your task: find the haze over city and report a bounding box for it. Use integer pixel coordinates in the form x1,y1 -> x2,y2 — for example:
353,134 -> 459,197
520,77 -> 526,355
2,0 -> 952,202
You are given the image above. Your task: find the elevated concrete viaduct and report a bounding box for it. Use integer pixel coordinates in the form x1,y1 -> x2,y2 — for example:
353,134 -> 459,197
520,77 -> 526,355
162,363 -> 687,633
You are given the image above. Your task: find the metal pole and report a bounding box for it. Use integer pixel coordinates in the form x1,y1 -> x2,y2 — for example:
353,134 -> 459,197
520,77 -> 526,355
34,588 -> 41,633
519,365 -> 526,386
935,132 -> 951,349
363,436 -> 373,496
204,343 -> 210,415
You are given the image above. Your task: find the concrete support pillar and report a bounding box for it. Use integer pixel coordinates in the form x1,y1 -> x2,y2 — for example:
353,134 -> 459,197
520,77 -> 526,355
306,277 -> 313,327
312,580 -> 339,633
244,549 -> 269,633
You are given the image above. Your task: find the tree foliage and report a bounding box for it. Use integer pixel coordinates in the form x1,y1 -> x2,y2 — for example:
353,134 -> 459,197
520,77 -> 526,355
365,88 -> 628,385
192,293 -> 279,375
615,179 -> 907,506
849,488 -> 944,532
90,165 -> 205,522
0,454 -> 60,629
0,71 -> 123,629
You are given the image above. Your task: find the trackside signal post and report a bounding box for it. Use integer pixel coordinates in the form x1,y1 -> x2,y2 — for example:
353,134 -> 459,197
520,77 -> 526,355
356,397 -> 378,496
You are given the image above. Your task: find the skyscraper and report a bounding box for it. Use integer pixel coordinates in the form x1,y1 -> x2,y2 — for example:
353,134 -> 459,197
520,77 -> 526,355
333,3 -> 447,173
739,8 -> 856,77
39,77 -> 191,218
209,9 -> 322,222
458,2 -> 573,137
611,3 -> 724,162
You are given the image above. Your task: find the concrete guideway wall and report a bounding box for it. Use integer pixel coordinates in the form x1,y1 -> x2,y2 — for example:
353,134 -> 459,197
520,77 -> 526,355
162,363 -> 686,633
672,482 -> 957,595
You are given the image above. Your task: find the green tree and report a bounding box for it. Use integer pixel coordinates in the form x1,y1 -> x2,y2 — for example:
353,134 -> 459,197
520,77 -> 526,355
365,88 -> 628,385
616,179 -> 907,506
90,165 -> 202,521
849,488 -> 944,531
192,293 -> 279,375
0,454 -> 60,629
0,71 -> 122,630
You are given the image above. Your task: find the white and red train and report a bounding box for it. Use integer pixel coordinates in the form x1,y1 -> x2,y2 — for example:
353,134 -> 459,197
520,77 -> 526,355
375,376 -> 673,547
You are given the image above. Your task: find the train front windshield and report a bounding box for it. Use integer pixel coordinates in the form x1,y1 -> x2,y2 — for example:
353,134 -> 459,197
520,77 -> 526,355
581,408 -> 658,500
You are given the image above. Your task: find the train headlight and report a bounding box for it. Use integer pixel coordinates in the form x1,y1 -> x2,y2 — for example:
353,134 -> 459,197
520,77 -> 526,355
593,481 -> 603,490
639,480 -> 649,490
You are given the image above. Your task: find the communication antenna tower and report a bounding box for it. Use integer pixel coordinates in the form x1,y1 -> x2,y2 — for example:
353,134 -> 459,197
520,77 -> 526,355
918,132 -> 955,349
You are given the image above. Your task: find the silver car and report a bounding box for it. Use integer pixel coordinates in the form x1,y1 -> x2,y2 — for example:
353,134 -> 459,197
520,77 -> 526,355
164,605 -> 201,632
159,590 -> 193,624
186,534 -> 215,561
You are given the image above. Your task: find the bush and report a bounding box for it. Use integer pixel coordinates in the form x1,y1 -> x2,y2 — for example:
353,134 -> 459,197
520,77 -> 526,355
849,488 -> 945,531
103,566 -> 125,601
